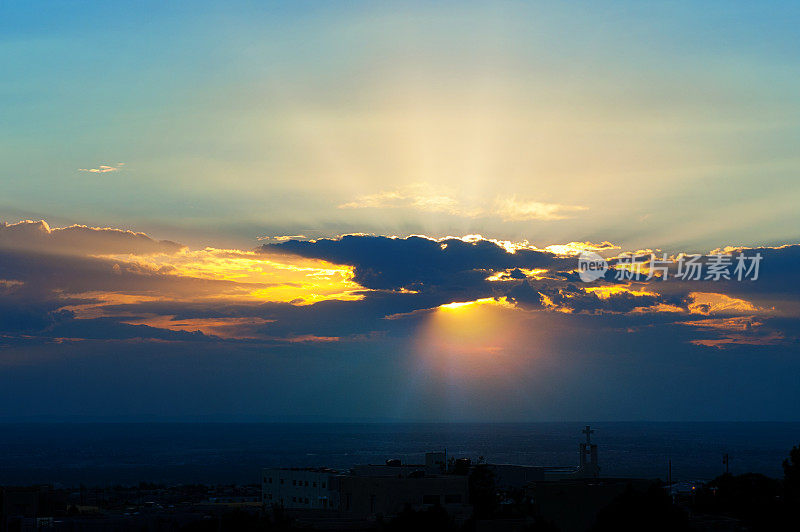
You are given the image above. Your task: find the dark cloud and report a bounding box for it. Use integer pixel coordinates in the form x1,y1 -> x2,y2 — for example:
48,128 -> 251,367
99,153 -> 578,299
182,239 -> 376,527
263,235 -> 569,293
0,247 -> 244,299
1,226 -> 798,355
0,297 -> 73,336
255,235 -> 800,349
0,220 -> 184,256
45,317 -> 209,343
1,225 -> 799,421
263,235 -> 682,315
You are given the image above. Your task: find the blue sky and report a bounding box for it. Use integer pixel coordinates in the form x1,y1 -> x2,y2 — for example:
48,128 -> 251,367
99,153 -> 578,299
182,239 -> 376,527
3,1 -> 799,249
1,1 -> 799,421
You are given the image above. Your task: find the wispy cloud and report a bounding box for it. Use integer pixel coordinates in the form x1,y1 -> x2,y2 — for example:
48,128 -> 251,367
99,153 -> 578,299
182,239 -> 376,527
78,162 -> 125,174
493,196 -> 588,221
339,184 -> 586,221
257,235 -> 309,242
339,184 -> 467,216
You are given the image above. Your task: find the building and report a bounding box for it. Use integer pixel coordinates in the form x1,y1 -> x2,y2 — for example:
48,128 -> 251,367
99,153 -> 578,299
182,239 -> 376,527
489,464 -> 546,488
261,468 -> 339,510
262,455 -> 469,519
490,426 -> 601,489
337,474 -> 470,517
338,454 -> 470,518
577,425 -> 600,478
261,429 -> 602,520
0,486 -> 64,532
350,451 -> 448,478
425,451 -> 447,475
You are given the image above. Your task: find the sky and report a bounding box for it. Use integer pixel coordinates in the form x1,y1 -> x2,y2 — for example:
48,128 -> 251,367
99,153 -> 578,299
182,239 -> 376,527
1,1 -> 799,421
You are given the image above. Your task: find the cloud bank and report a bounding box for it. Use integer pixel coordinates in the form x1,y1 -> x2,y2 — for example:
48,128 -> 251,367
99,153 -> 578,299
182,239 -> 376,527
1,219 -> 798,420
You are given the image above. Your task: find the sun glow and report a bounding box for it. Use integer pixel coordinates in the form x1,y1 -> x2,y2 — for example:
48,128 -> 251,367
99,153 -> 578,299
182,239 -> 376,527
436,297 -> 511,311
413,297 -> 538,382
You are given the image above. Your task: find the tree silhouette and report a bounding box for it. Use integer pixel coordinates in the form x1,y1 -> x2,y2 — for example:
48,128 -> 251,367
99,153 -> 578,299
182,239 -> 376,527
783,443 -> 800,505
591,484 -> 689,532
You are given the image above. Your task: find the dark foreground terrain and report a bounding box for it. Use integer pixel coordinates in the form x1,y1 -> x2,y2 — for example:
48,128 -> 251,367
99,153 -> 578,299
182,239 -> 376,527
3,442 -> 799,532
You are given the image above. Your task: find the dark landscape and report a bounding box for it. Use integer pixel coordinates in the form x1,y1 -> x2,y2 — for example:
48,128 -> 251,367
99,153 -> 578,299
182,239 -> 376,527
3,1 -> 800,530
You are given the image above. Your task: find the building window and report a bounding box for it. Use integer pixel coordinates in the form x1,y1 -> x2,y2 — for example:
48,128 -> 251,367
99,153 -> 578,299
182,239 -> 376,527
322,482 -> 326,488
280,479 -> 284,485
269,477 -> 272,483
312,482 -> 316,487
304,498 -> 309,504
293,497 -> 297,503
305,481 -> 309,486
445,494 -> 462,504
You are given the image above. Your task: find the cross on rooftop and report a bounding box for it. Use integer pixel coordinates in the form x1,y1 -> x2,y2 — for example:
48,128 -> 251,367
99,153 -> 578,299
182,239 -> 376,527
582,425 -> 594,445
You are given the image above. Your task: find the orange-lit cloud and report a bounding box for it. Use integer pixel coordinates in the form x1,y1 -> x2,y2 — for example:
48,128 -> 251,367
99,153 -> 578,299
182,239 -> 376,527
631,303 -> 686,314
584,284 -> 659,299
678,316 -> 762,332
543,241 -> 620,256
120,316 -> 276,339
91,247 -> 368,305
485,268 -> 549,282
687,292 -> 760,315
677,315 -> 785,349
2,220 -> 798,353
258,235 -> 309,242
0,221 -> 374,344
688,332 -> 785,349
283,334 -> 340,343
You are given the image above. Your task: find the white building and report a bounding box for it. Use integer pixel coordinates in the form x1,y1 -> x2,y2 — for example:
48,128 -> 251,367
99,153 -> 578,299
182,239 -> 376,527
261,468 -> 339,509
